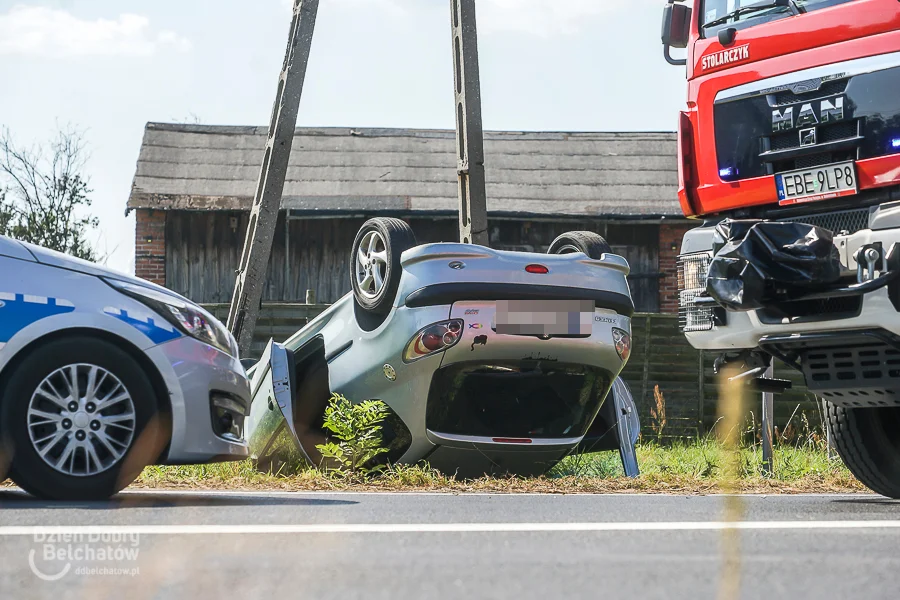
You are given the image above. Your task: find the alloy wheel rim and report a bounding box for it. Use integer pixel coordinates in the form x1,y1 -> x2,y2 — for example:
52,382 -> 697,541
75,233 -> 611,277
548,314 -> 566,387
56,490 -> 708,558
555,243 -> 582,255
355,230 -> 388,300
26,364 -> 136,477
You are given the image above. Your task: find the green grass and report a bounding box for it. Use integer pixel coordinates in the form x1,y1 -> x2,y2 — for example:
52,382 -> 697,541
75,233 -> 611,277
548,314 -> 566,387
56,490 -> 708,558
551,439 -> 854,482
134,439 -> 864,494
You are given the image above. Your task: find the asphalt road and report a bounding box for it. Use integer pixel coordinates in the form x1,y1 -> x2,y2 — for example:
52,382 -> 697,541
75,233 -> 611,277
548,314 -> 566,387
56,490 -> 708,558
1,490 -> 899,600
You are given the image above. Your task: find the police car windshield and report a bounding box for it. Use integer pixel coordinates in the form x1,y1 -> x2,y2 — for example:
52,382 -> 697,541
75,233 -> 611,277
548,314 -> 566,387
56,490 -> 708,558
701,0 -> 858,37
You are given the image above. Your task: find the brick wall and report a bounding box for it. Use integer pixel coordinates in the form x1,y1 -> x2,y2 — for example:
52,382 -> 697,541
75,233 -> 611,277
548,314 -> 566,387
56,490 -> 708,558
134,209 -> 166,285
658,222 -> 697,314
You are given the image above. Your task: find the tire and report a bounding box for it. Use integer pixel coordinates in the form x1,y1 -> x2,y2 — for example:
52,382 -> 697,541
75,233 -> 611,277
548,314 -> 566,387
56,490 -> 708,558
1,337 -> 162,501
547,231 -> 612,259
826,403 -> 900,498
351,217 -> 418,316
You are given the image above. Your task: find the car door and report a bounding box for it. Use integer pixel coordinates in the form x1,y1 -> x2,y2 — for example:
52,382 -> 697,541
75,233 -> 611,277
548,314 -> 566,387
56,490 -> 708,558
611,377 -> 640,478
246,340 -> 311,470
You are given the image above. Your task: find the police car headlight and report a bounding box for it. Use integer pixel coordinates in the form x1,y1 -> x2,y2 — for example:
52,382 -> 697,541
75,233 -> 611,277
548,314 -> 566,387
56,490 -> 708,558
105,279 -> 238,357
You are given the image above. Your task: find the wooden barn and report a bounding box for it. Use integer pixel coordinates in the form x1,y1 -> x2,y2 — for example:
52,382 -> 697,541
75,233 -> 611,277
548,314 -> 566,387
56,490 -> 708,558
128,123 -> 691,314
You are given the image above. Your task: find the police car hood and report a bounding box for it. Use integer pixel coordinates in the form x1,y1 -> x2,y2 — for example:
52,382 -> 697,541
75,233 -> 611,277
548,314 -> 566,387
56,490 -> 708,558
0,235 -> 36,262
21,240 -> 191,302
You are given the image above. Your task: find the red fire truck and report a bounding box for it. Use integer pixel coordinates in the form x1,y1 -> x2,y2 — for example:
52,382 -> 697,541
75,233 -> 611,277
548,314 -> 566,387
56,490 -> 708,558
662,0 -> 900,498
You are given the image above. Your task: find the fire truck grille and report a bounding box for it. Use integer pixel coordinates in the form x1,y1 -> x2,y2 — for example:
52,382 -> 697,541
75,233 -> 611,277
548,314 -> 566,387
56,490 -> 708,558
777,208 -> 870,235
769,120 -> 859,151
771,79 -> 848,106
772,149 -> 858,174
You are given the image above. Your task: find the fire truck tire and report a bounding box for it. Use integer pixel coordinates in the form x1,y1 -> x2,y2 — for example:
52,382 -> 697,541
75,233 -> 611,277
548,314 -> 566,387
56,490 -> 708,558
826,402 -> 900,499
548,231 -> 612,259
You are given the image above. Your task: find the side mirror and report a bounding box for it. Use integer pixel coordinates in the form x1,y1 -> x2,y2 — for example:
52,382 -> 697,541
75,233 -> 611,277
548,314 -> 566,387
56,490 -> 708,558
661,3 -> 691,48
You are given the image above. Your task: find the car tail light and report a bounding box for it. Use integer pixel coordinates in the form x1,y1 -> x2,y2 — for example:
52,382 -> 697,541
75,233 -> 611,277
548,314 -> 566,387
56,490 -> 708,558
525,264 -> 549,274
677,111 -> 700,217
612,328 -> 632,362
403,319 -> 464,363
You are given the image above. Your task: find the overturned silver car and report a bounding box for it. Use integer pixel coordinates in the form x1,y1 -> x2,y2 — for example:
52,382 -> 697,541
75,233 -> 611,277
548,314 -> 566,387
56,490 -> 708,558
247,218 -> 640,478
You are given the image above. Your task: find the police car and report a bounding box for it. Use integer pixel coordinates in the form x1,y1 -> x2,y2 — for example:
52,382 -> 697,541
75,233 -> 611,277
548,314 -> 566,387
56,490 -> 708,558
0,235 -> 250,500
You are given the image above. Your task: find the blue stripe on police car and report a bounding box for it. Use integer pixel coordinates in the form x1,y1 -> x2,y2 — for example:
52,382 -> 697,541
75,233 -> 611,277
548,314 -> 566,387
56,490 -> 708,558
103,307 -> 181,345
0,293 -> 76,344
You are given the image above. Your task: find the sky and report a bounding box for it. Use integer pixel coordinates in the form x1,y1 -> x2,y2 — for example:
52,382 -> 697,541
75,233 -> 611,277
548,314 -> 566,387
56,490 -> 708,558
0,0 -> 689,273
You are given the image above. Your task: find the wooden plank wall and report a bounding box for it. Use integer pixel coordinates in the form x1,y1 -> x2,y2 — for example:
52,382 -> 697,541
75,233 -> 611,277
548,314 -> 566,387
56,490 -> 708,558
167,212 -> 361,305
619,314 -> 705,439
166,211 -> 661,311
204,303 -> 824,440
203,303 -> 329,359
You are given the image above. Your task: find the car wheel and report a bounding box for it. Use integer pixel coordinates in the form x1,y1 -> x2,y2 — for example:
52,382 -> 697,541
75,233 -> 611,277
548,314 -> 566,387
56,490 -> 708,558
1,337 -> 161,501
826,402 -> 900,498
547,231 -> 612,259
351,217 -> 418,316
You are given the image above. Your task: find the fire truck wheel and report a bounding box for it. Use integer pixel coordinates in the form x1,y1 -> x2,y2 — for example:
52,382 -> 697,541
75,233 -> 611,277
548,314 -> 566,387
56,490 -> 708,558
547,231 -> 612,259
826,402 -> 900,499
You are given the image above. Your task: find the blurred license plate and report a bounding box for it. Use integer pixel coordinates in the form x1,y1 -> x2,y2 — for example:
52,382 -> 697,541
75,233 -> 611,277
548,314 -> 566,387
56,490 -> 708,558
776,161 -> 857,207
495,300 -> 593,336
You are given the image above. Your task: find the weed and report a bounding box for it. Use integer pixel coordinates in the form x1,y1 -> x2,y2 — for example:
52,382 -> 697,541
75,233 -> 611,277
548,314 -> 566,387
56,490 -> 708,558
315,394 -> 391,476
649,385 -> 667,441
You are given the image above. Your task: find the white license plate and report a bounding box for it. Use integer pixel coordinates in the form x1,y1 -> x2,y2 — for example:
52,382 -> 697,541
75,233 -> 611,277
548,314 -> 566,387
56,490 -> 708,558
494,300 -> 594,337
776,161 -> 858,207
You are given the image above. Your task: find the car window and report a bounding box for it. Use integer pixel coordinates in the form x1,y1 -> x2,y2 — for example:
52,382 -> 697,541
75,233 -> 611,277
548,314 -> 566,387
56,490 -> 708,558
701,0 -> 860,37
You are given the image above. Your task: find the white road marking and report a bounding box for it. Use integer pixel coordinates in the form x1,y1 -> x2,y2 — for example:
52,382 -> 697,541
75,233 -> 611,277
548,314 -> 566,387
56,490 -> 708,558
1,521 -> 899,537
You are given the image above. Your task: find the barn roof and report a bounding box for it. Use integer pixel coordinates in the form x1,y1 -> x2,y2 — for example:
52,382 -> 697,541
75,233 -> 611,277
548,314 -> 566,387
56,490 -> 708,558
128,123 -> 680,218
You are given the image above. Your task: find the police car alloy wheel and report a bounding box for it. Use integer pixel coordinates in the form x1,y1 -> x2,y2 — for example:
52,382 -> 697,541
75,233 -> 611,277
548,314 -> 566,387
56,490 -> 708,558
26,364 -> 137,477
1,336 -> 161,501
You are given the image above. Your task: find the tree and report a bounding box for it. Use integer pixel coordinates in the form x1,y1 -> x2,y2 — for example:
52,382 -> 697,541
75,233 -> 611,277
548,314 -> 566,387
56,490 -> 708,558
0,126 -> 99,261
0,188 -> 12,234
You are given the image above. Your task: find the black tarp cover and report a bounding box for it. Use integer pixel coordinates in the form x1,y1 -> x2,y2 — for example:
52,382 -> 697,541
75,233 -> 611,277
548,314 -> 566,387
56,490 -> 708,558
706,220 -> 842,311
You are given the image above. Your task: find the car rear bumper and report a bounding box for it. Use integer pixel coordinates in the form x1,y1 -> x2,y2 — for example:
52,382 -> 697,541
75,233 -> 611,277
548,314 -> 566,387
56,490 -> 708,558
406,300 -> 632,470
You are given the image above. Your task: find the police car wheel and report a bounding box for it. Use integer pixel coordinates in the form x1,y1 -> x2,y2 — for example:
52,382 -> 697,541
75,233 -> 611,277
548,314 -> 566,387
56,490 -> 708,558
1,337 -> 161,501
548,231 -> 612,259
351,217 -> 417,316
